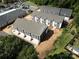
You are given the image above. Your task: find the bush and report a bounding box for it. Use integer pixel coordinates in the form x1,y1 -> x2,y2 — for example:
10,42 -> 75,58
71,30 -> 76,35
0,36 -> 38,59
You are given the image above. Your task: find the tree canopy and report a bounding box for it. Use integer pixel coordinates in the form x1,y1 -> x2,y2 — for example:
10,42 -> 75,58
0,36 -> 38,59
45,52 -> 74,59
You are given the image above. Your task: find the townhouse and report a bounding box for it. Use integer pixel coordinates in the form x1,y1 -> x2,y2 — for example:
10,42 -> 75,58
12,18 -> 48,47
31,6 -> 72,29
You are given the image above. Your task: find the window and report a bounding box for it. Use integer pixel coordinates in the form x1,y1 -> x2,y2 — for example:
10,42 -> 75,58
35,16 -> 38,22
46,19 -> 48,25
54,22 -> 58,27
48,20 -> 50,24
18,32 -> 20,35
43,19 -> 45,24
46,19 -> 50,26
40,18 -> 44,23
7,25 -> 11,29
30,33 -> 31,36
31,38 -> 33,41
57,22 -> 59,28
27,32 -> 30,36
24,35 -> 27,38
31,34 -> 34,38
59,23 -> 62,28
32,16 -> 35,21
38,36 -> 40,40
37,17 -> 40,22
16,28 -> 18,30
23,30 -> 25,33
50,20 -> 53,24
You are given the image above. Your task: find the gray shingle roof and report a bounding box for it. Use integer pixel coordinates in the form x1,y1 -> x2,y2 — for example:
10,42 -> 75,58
60,8 -> 72,17
31,6 -> 72,24
39,6 -> 61,15
0,9 -> 26,28
39,6 -> 72,17
13,18 -> 47,36
32,11 -> 64,23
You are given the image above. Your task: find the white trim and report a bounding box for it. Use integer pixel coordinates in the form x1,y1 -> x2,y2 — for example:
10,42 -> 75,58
52,21 -> 55,27
59,23 -> 62,28
64,17 -> 69,21
37,9 -> 41,12
52,21 -> 57,27
40,18 -> 43,23
46,19 -> 50,26
0,9 -> 16,16
35,16 -> 38,22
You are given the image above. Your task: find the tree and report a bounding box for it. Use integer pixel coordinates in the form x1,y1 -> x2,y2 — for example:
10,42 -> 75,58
0,36 -> 26,59
45,52 -> 74,59
1,0 -> 4,3
16,45 -> 38,59
0,36 -> 38,59
74,14 -> 79,26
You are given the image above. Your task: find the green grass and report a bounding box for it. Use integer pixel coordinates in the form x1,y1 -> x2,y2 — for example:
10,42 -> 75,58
49,28 -> 74,56
73,38 -> 79,48
24,1 -> 38,7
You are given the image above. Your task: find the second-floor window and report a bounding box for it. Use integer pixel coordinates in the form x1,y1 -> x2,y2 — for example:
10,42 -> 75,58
18,32 -> 20,35
35,16 -> 38,22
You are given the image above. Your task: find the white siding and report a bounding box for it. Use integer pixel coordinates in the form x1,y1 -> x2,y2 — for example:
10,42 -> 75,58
52,21 -> 54,26
59,23 -> 62,28
37,9 -> 41,12
35,16 -> 38,22
12,29 -> 40,48
52,21 -> 55,27
46,19 -> 50,26
64,17 -> 69,21
40,18 -> 43,24
54,22 -> 57,27
52,21 -> 59,29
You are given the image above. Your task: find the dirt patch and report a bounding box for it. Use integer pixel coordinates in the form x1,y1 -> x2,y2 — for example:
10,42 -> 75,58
2,25 -> 13,35
24,15 -> 32,20
36,28 -> 63,59
72,55 -> 79,59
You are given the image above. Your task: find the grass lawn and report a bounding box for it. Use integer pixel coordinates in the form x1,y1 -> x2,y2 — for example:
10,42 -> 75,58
24,1 -> 38,7
48,28 -> 74,56
72,38 -> 79,48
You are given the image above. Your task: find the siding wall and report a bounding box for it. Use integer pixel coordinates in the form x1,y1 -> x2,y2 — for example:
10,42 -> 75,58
40,28 -> 48,42
15,28 -> 40,40
32,16 -> 62,28
12,29 -> 40,47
